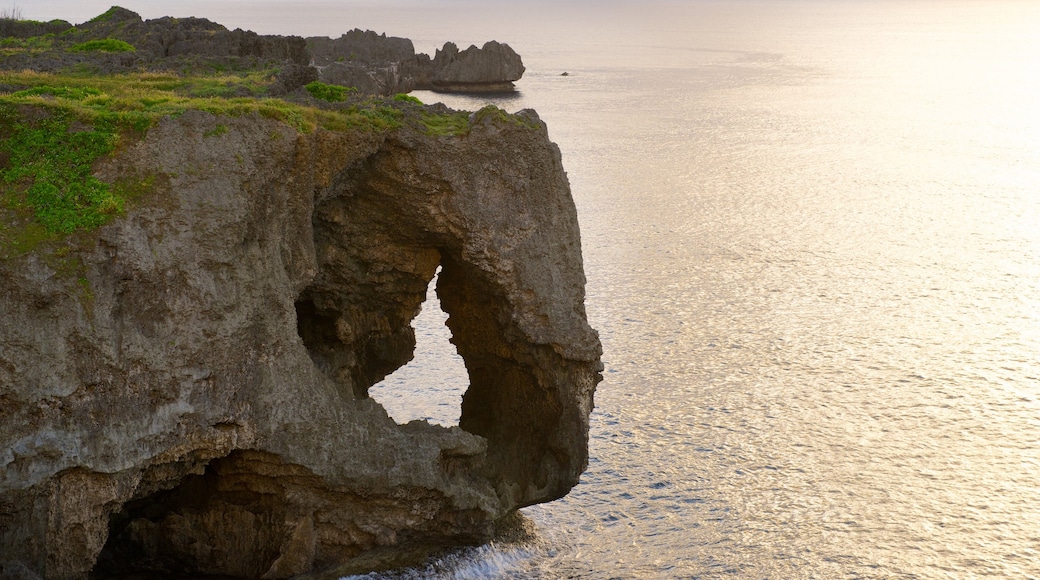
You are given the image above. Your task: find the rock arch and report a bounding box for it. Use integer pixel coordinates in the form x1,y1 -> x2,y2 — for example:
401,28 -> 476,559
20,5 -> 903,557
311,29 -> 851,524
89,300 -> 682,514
305,113 -> 601,506
1,110 -> 600,578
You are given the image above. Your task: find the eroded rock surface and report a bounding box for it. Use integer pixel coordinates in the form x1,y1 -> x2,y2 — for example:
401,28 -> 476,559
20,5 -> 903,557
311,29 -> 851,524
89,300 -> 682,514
0,108 -> 600,578
421,41 -> 526,92
0,7 -> 309,75
307,30 -> 419,96
307,33 -> 527,94
0,8 -> 525,95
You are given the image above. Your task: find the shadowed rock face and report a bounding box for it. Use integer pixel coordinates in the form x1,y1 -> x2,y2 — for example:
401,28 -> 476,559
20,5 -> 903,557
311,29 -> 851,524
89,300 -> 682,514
0,109 -> 600,578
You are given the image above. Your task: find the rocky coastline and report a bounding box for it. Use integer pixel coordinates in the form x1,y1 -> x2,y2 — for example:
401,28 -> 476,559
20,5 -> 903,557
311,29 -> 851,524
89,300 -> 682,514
0,7 -> 526,95
0,7 -> 597,579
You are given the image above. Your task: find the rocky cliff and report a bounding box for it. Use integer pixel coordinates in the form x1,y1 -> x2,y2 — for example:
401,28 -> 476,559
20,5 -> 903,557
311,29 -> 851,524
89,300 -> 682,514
307,33 -> 526,95
0,7 -> 525,95
0,95 -> 600,576
421,41 -> 526,93
0,7 -> 309,76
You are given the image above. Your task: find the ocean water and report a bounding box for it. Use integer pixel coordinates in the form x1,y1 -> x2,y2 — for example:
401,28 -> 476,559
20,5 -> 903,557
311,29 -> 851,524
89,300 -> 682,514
372,2 -> 1040,577
35,0 -> 1040,577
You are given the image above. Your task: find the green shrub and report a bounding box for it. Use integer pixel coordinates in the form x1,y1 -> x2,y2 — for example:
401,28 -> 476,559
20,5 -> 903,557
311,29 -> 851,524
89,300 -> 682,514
393,93 -> 423,105
305,81 -> 354,102
70,39 -> 135,53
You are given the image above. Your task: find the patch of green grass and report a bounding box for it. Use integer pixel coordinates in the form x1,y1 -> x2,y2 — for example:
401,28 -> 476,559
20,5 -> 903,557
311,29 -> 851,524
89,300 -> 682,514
87,7 -> 124,23
0,69 -> 435,254
352,102 -> 402,128
305,81 -> 354,102
393,93 -> 423,105
0,34 -> 55,52
13,85 -> 104,100
70,38 -> 136,53
420,110 -> 470,136
471,104 -> 539,129
0,105 -> 123,234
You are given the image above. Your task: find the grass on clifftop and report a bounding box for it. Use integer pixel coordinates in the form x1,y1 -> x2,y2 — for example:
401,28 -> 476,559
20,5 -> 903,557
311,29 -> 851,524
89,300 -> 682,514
0,69 -> 534,256
0,70 -> 407,254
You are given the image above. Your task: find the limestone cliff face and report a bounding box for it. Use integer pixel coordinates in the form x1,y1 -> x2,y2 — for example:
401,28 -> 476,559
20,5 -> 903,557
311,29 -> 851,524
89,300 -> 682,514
0,110 -> 600,578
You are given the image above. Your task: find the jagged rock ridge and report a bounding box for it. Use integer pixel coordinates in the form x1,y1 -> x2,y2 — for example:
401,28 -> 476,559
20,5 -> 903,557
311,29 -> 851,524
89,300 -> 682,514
0,7 -> 526,95
307,32 -> 526,94
0,104 -> 600,578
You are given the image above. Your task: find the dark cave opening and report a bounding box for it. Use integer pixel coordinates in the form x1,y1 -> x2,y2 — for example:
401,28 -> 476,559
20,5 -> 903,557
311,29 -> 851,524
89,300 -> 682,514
90,452 -> 291,579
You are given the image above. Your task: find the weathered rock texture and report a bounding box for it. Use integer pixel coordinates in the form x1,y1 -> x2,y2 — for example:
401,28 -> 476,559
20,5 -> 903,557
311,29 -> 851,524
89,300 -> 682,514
0,108 -> 600,578
1,8 -> 524,95
421,41 -> 526,92
307,30 -> 419,96
0,7 -> 309,75
0,18 -> 71,39
307,33 -> 526,94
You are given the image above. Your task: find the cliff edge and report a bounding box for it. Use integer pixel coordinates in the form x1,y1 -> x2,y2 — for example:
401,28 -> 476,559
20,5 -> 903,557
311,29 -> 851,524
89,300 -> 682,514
0,64 -> 598,580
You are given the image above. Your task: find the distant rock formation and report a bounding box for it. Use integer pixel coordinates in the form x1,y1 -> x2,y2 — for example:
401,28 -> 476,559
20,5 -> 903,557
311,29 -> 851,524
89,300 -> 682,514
0,7 -> 525,95
307,33 -> 526,94
307,29 -> 419,95
420,41 -> 526,92
0,104 -> 600,577
0,17 -> 71,39
0,7 -> 309,75
78,6 -> 309,63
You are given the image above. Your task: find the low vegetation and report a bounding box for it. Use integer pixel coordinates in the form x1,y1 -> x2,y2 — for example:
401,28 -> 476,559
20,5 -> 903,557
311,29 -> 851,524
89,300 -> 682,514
305,81 -> 354,102
0,70 -> 404,254
0,66 -> 535,256
70,38 -> 135,53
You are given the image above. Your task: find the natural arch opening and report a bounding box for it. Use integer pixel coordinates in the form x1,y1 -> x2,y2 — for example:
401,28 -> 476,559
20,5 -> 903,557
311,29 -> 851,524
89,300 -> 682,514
368,266 -> 468,427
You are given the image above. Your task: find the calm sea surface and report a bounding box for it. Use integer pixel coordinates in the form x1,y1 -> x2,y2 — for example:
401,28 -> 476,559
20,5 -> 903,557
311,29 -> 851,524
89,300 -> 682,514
44,0 -> 1040,577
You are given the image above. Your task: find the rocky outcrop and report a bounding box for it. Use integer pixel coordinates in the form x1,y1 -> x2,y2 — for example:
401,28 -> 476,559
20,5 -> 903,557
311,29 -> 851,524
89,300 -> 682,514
0,18 -> 71,39
1,8 -> 524,95
419,41 -> 526,92
76,6 -> 309,63
0,7 -> 309,75
306,33 -> 526,94
0,106 -> 600,578
307,30 -> 419,96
